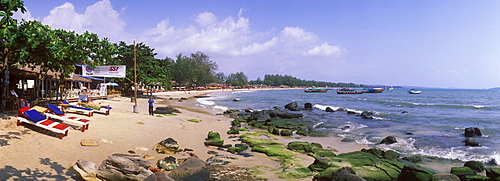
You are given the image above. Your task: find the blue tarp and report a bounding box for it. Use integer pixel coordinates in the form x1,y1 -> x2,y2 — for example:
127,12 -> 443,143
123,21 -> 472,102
78,75 -> 104,81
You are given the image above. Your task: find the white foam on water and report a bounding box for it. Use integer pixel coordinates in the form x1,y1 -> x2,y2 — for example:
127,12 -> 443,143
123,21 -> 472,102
314,104 -> 341,111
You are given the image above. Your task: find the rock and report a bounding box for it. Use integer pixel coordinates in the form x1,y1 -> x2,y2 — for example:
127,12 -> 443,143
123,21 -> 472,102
206,155 -> 238,166
73,159 -> 101,181
144,172 -> 175,181
486,167 -> 500,180
380,136 -> 397,145
168,156 -> 210,181
398,164 -> 435,181
333,167 -> 367,181
157,156 -> 179,171
278,112 -> 304,118
347,110 -> 357,114
233,99 -> 241,101
154,107 -> 181,114
402,156 -> 422,163
325,107 -> 335,112
204,131 -> 224,147
464,127 -> 482,137
97,154 -> 153,181
135,146 -> 149,151
304,103 -> 313,110
429,174 -> 460,181
81,139 -> 99,147
464,137 -> 481,147
464,161 -> 484,172
450,167 -> 476,179
154,138 -> 179,154
384,150 -> 400,159
268,127 -> 280,135
180,97 -> 188,100
360,111 -> 375,119
143,155 -> 156,160
128,150 -> 136,154
284,102 -> 302,111
287,141 -> 322,153
280,129 -> 293,136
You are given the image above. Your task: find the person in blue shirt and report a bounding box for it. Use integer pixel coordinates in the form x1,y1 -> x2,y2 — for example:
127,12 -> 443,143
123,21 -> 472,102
148,96 -> 154,116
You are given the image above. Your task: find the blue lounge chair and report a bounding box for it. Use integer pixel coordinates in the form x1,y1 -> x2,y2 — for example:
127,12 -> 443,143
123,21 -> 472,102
45,104 -> 90,132
17,107 -> 70,139
58,100 -> 94,117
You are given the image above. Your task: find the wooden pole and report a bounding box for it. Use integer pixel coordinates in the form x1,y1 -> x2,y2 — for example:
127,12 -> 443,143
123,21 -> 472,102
133,40 -> 138,113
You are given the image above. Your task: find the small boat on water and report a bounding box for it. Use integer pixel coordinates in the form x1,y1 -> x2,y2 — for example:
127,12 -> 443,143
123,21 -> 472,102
304,88 -> 328,93
364,88 -> 384,93
408,89 -> 421,94
336,88 -> 363,94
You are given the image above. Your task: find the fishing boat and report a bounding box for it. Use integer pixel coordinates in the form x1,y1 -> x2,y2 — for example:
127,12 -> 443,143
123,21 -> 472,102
304,88 -> 328,93
408,89 -> 421,94
336,88 -> 363,94
364,88 -> 385,93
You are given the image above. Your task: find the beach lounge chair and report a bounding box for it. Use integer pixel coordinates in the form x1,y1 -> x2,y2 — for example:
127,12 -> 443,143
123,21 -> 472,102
77,102 -> 112,116
16,107 -> 70,139
45,104 -> 90,132
58,100 -> 93,117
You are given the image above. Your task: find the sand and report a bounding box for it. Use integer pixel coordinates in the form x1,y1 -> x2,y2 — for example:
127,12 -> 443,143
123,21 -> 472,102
0,89 -> 367,180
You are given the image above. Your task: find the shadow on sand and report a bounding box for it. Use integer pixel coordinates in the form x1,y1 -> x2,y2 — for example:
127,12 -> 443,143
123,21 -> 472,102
0,158 -> 78,180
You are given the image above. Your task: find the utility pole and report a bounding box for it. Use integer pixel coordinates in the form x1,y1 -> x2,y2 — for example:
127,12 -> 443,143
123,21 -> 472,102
133,40 -> 138,113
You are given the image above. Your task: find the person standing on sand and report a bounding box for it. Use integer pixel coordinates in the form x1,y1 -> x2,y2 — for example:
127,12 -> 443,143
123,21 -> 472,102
148,96 -> 154,116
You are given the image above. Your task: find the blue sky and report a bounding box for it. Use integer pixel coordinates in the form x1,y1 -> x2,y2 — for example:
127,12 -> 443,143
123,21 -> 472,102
16,0 -> 500,88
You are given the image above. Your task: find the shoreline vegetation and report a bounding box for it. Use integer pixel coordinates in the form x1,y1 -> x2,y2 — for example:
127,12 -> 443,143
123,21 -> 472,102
0,88 -> 498,180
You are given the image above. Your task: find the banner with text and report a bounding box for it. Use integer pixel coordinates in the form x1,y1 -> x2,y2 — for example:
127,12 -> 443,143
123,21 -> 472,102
83,65 -> 126,77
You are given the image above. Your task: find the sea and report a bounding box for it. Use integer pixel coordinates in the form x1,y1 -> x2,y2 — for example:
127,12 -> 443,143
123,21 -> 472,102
195,88 -> 500,163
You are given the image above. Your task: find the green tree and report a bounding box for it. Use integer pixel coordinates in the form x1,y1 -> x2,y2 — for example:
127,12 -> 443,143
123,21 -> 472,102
171,51 -> 217,87
215,72 -> 226,83
226,72 -> 248,87
108,41 -> 172,91
0,0 -> 26,112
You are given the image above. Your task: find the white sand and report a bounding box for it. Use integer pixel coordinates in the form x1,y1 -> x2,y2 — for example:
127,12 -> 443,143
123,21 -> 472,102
0,89 -> 367,180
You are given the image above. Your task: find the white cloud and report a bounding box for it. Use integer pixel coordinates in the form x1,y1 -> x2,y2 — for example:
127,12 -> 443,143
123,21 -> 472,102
42,0 -> 131,42
195,12 -> 217,27
13,7 -> 36,21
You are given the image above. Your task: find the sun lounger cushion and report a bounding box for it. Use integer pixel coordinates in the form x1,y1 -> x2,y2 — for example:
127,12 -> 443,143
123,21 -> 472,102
47,104 -> 65,115
59,100 -> 93,111
24,109 -> 47,123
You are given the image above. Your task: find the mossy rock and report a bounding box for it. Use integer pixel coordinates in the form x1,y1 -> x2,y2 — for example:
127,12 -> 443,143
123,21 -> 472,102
231,119 -> 241,127
398,163 -> 435,181
485,167 -> 500,179
309,151 -> 406,180
268,127 -> 280,135
204,139 -> 224,147
207,131 -> 221,140
187,119 -> 200,123
240,132 -> 281,147
451,167 -> 476,177
313,167 -> 338,181
308,148 -> 337,158
228,147 -> 244,154
227,129 -> 240,134
384,150 -> 400,159
464,161 -> 484,172
252,145 -> 295,157
237,127 -> 249,131
402,156 -> 422,163
287,141 -> 322,153
280,129 -> 293,136
464,175 -> 490,181
276,167 -> 313,179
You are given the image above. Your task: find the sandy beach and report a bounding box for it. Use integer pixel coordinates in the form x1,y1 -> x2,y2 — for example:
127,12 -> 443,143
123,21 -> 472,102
0,89 -> 367,180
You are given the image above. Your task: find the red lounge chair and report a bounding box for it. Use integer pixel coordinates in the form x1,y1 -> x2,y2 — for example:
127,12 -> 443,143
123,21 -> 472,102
17,107 -> 70,139
45,104 -> 90,132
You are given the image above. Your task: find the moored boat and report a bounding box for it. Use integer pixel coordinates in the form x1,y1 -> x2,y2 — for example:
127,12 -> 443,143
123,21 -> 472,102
364,88 -> 385,93
336,88 -> 363,94
408,89 -> 421,94
304,88 -> 328,93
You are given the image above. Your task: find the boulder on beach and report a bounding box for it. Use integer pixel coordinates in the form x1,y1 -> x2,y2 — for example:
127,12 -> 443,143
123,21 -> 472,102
97,154 -> 153,181
333,167 -> 367,181
325,107 -> 335,112
73,159 -> 100,181
464,137 -> 481,147
464,161 -> 484,172
154,107 -> 181,114
204,131 -> 224,147
304,103 -> 313,110
168,156 -> 210,181
144,172 -> 175,181
398,164 -> 435,181
429,174 -> 460,181
153,138 -> 180,154
157,156 -> 179,171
